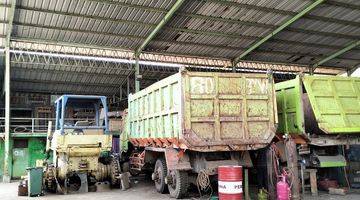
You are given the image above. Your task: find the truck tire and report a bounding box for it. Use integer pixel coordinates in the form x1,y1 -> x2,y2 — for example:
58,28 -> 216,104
154,158 -> 168,193
168,170 -> 189,199
110,156 -> 121,187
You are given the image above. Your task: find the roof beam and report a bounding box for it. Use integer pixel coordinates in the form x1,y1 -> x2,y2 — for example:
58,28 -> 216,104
12,78 -> 122,88
0,20 -> 10,24
0,3 -> 11,7
11,78 -> 156,94
135,0 -> 185,56
10,66 -> 162,81
11,67 -> 128,83
313,40 -> 360,70
12,79 -> 157,95
8,39 -> 231,68
12,88 -> 115,95
233,0 -> 325,64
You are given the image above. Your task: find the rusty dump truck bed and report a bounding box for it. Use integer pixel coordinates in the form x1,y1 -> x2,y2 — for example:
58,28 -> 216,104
127,71 -> 277,152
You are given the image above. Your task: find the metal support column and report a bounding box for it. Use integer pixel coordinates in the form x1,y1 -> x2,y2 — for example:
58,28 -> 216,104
309,66 -> 315,75
3,47 -> 12,182
267,148 -> 276,200
244,168 -> 249,200
3,0 -> 16,183
135,56 -> 140,92
232,61 -> 236,73
285,138 -> 300,200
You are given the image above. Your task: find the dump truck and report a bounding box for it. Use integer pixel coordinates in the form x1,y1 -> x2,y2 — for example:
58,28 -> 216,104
276,75 -> 360,168
121,70 -> 277,198
44,95 -> 121,194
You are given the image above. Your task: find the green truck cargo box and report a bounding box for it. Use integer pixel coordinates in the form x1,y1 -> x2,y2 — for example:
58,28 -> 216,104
276,75 -> 360,137
127,71 -> 277,152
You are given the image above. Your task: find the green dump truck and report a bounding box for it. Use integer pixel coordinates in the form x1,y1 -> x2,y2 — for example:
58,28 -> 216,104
121,70 -> 277,198
276,75 -> 360,168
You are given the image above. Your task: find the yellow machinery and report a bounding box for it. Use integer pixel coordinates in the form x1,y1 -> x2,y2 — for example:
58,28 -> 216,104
44,95 -> 120,193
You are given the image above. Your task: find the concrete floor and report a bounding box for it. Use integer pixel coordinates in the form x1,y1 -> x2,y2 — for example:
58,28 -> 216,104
1,178 -> 360,200
0,179 -> 172,200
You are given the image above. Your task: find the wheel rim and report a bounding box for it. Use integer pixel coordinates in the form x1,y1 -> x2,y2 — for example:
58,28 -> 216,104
154,165 -> 163,185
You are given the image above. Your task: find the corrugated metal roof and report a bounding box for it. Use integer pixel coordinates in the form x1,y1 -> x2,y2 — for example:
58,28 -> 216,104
149,0 -> 359,68
0,0 -> 359,95
12,0 -> 176,49
7,0 -> 360,63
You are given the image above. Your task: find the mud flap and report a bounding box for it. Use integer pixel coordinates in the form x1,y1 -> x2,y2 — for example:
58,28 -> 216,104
164,148 -> 191,171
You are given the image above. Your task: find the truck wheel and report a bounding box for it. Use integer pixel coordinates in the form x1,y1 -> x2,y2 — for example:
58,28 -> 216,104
44,165 -> 57,193
153,158 -> 168,193
110,157 -> 121,187
168,170 -> 189,199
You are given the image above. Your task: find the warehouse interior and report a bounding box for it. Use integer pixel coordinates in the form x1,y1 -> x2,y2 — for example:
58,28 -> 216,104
0,0 -> 359,199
